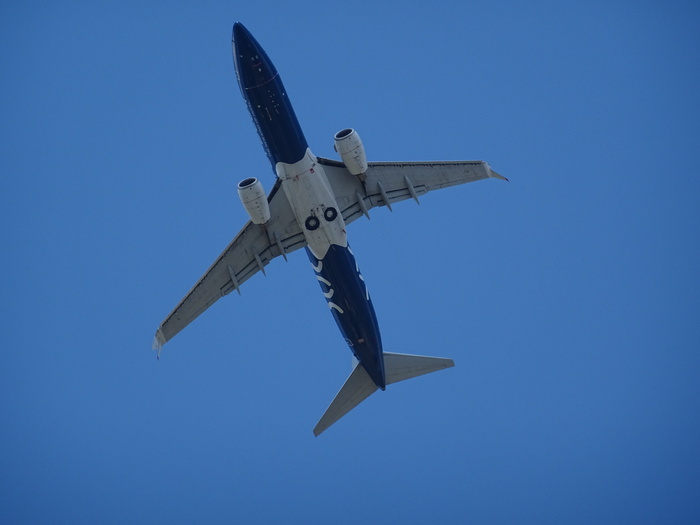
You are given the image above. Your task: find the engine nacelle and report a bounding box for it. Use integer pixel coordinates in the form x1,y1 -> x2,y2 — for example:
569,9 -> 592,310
237,177 -> 270,225
334,128 -> 367,176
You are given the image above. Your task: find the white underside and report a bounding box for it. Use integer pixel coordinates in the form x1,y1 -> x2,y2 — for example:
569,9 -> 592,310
276,148 -> 347,259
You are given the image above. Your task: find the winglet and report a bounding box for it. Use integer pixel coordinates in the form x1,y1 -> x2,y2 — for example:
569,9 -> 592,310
152,328 -> 166,359
485,162 -> 508,182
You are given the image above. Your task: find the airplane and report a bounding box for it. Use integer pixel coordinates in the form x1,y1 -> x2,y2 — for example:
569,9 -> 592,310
152,22 -> 506,436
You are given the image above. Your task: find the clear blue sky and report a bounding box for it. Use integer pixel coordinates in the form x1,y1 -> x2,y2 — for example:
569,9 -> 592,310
2,1 -> 699,523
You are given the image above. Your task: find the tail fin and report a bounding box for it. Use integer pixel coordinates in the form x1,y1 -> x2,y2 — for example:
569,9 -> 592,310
313,353 -> 454,436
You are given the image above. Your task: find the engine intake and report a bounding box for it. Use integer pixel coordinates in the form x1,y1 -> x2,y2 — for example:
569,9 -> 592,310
334,128 -> 367,177
237,177 -> 270,224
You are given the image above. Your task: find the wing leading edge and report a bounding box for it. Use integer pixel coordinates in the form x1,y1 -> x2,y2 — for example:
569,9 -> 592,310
317,158 -> 506,225
152,179 -> 306,351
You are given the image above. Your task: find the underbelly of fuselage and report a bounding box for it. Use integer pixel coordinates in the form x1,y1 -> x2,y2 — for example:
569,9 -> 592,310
275,151 -> 386,390
306,244 -> 385,390
234,24 -> 385,389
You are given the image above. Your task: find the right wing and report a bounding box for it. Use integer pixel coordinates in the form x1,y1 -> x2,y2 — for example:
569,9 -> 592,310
153,178 -> 305,351
317,158 -> 507,225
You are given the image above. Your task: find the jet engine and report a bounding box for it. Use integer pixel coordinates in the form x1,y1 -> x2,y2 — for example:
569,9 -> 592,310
237,177 -> 270,224
334,128 -> 367,177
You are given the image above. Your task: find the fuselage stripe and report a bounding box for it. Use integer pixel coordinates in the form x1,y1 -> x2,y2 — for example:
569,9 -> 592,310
329,302 -> 345,314
244,72 -> 280,90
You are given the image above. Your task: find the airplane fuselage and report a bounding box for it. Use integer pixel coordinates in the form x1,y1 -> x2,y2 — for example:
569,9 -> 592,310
233,23 -> 386,389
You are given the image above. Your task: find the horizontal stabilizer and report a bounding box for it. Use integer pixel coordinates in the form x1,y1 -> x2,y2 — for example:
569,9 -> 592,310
313,353 -> 454,436
314,363 -> 378,436
384,352 -> 455,385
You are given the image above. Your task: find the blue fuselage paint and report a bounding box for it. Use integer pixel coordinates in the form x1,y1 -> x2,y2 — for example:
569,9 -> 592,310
232,23 -> 386,389
307,245 -> 385,389
232,23 -> 308,168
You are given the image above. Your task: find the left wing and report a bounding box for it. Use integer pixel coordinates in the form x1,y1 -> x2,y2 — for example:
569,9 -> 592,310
317,157 -> 506,225
153,178 -> 305,351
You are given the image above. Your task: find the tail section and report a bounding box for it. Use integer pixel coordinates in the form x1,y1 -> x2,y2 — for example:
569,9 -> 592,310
313,353 -> 454,436
313,363 -> 378,436
383,352 -> 455,385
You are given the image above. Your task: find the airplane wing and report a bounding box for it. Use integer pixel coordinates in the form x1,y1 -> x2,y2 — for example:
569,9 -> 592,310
317,157 -> 507,225
152,178 -> 306,351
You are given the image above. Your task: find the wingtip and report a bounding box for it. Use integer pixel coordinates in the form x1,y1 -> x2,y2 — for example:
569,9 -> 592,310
152,328 -> 166,358
483,162 -> 508,181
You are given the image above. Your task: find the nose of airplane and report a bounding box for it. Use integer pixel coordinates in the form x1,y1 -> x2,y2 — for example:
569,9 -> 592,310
232,22 -> 278,90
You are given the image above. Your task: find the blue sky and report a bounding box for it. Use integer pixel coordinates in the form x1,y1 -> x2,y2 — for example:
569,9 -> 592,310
2,1 -> 699,523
